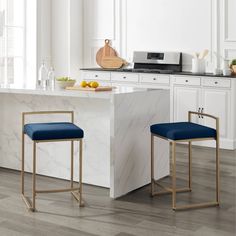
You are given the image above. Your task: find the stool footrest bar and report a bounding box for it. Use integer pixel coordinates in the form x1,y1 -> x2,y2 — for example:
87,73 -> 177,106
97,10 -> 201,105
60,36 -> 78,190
36,187 -> 80,194
153,179 -> 191,194
152,187 -> 191,196
154,181 -> 172,192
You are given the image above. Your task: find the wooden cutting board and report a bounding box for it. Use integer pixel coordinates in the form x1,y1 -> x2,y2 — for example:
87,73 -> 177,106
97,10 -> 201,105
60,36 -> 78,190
100,56 -> 125,69
96,39 -> 117,67
66,86 -> 113,92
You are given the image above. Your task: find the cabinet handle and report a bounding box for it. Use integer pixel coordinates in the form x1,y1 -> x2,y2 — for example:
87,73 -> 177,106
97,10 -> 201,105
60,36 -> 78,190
123,76 -> 126,79
198,107 -> 201,118
215,81 -> 218,84
185,80 -> 189,83
153,78 -> 157,81
201,108 -> 204,118
95,75 -> 98,78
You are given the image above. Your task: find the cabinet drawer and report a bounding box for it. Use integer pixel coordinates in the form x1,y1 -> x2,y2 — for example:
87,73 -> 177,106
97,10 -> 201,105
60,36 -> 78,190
174,76 -> 201,86
111,72 -> 139,82
140,74 -> 170,85
202,78 -> 231,88
82,71 -> 111,81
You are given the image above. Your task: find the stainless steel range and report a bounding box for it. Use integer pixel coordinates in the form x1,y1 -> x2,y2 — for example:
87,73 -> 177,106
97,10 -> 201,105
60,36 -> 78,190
120,51 -> 182,73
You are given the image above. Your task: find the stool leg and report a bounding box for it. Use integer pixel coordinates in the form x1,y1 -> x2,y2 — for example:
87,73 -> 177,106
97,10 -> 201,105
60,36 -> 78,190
151,134 -> 155,196
216,138 -> 220,205
21,132 -> 25,195
71,141 -> 74,188
188,141 -> 192,190
32,141 -> 36,211
79,139 -> 84,207
172,142 -> 176,210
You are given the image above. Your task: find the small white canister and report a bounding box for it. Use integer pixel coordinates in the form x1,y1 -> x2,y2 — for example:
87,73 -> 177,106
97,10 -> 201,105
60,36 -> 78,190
192,58 -> 206,74
223,68 -> 232,76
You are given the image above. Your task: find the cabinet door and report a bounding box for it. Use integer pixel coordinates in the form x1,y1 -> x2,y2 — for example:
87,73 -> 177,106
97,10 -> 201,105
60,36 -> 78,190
173,86 -> 201,122
202,89 -> 230,138
82,71 -> 111,81
111,72 -> 139,83
81,71 -> 111,86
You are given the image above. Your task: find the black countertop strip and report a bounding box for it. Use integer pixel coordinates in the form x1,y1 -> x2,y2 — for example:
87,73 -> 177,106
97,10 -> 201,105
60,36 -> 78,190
81,68 -> 236,78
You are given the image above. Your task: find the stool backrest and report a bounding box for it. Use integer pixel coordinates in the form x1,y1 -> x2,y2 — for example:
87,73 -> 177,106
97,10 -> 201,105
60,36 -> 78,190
188,111 -> 219,139
22,111 -> 74,130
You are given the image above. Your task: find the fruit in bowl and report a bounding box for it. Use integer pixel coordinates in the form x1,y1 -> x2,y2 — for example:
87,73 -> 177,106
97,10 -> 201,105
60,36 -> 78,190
55,77 -> 76,89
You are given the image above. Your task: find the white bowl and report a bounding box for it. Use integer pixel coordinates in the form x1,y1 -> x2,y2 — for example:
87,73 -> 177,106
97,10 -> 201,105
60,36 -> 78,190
55,80 -> 76,90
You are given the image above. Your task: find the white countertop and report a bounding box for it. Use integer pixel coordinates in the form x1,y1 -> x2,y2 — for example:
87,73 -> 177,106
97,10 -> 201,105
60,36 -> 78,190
0,85 -> 160,99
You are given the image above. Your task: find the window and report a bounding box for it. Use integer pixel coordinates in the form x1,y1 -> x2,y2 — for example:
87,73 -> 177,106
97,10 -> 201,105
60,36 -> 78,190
0,0 -> 36,86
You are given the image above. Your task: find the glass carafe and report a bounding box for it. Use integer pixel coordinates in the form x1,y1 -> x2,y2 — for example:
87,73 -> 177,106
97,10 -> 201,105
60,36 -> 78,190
38,61 -> 48,89
47,67 -> 55,90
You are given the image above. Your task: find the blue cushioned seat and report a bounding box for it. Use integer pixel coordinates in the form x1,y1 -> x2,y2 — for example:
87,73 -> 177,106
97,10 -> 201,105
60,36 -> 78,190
24,122 -> 84,141
150,122 -> 216,141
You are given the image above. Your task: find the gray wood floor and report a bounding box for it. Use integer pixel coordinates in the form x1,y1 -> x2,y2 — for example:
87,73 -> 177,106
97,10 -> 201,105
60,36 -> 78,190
0,145 -> 235,236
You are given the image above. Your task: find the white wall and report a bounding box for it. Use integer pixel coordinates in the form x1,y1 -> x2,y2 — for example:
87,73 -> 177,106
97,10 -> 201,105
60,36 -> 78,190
26,0 -> 37,87
69,0 -> 84,79
125,0 -> 213,71
37,0 -> 51,69
51,0 -> 83,78
51,0 -> 70,76
83,0 -> 119,67
220,0 -> 236,62
37,0 -> 83,79
84,0 -> 216,70
83,0 -> 236,72
37,0 -> 236,75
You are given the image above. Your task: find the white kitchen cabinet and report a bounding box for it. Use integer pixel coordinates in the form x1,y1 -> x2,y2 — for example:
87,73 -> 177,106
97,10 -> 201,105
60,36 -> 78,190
172,76 -> 235,149
201,89 -> 230,139
202,78 -> 231,89
80,70 -> 236,149
81,71 -> 111,86
111,72 -> 139,83
139,74 -> 170,85
173,86 -> 201,123
82,71 -> 111,81
174,76 -> 201,86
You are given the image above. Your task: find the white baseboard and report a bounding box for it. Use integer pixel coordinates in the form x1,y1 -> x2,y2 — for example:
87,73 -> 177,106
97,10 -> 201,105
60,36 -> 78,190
192,138 -> 236,150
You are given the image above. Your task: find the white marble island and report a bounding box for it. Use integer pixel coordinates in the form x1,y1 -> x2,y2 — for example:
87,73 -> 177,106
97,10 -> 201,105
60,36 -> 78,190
0,86 -> 170,198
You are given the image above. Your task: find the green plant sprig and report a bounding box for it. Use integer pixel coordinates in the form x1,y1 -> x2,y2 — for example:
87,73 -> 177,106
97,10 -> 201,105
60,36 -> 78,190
231,59 -> 236,66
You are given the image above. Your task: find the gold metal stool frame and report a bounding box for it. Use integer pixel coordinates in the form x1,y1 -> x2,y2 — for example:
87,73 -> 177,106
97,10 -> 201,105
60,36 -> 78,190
21,111 -> 84,212
151,111 -> 220,210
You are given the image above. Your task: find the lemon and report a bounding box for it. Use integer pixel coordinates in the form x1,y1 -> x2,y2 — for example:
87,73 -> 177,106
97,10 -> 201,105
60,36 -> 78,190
87,81 -> 93,87
91,81 -> 99,88
80,80 -> 87,88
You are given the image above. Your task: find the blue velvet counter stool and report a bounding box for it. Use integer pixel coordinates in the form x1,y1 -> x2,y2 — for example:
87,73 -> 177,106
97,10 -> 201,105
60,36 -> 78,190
150,111 -> 220,210
21,111 -> 84,212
